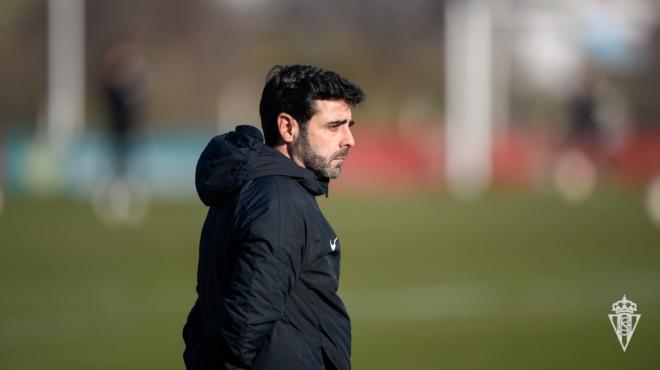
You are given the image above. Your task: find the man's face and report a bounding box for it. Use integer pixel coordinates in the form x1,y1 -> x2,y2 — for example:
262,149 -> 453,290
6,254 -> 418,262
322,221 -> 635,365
292,100 -> 356,179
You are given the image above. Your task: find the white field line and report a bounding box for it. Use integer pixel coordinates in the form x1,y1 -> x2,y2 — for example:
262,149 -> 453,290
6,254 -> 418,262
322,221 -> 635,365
342,270 -> 660,321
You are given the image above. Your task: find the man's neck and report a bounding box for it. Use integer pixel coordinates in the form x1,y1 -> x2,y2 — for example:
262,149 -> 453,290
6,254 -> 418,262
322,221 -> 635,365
272,143 -> 305,168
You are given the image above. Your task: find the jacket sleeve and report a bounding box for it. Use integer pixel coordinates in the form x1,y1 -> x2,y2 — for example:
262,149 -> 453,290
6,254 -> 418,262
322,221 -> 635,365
219,189 -> 305,368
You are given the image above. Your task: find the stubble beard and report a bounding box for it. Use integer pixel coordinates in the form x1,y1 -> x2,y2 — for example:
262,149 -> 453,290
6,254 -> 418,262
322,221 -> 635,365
292,126 -> 348,180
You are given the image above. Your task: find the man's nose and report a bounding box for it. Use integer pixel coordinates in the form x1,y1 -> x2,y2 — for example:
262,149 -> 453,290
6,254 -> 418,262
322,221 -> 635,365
341,125 -> 355,148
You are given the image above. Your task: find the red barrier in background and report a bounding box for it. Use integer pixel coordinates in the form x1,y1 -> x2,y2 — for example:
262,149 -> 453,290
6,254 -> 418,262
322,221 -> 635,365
336,124 -> 660,192
336,125 -> 443,191
616,129 -> 660,185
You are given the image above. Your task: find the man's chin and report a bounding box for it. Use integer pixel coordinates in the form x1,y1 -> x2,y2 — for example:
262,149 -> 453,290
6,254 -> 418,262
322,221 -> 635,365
325,167 -> 342,180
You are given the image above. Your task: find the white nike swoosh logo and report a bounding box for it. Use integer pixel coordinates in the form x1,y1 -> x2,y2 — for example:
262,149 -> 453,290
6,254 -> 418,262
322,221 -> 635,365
330,237 -> 338,251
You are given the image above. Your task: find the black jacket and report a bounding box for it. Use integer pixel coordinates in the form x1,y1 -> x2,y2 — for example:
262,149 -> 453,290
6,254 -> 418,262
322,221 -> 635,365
183,125 -> 350,370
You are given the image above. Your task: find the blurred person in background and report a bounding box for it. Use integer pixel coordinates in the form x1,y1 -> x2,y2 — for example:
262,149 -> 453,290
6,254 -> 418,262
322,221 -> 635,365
567,79 -> 600,151
92,39 -> 151,224
183,65 -> 364,370
554,68 -> 632,203
101,39 -> 149,179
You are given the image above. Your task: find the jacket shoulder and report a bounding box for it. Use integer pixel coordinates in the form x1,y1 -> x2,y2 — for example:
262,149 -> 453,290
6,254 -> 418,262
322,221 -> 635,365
242,175 -> 310,204
237,176 -> 312,222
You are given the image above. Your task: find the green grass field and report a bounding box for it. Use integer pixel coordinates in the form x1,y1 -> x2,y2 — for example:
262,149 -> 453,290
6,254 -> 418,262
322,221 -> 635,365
1,190 -> 659,369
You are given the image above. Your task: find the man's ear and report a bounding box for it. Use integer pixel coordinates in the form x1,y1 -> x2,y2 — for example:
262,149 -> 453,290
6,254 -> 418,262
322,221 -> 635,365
277,113 -> 299,144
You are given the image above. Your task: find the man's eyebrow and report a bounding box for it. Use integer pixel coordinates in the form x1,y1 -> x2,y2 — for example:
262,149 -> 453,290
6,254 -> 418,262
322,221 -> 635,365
327,119 -> 355,126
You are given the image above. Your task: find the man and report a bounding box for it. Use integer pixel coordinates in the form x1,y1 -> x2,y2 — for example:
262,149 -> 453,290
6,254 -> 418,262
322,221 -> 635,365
183,65 -> 364,370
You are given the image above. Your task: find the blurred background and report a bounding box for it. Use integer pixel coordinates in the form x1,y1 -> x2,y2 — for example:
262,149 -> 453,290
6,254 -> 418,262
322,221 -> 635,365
1,0 -> 660,369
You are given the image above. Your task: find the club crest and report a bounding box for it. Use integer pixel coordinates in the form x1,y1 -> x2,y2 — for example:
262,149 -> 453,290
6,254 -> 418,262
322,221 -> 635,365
608,295 -> 640,352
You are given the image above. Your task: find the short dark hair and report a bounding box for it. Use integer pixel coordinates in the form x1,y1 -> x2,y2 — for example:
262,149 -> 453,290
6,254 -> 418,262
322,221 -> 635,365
259,65 -> 365,146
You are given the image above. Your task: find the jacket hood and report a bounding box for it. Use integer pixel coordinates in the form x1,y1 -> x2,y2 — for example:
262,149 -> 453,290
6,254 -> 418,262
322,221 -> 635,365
195,125 -> 329,206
